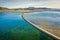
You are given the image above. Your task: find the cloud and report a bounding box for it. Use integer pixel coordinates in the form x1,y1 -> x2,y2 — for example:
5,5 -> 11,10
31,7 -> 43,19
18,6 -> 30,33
0,0 -> 60,8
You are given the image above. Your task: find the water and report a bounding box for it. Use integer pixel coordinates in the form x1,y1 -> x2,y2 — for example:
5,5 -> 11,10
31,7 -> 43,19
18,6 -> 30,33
0,12 -> 54,40
24,11 -> 60,26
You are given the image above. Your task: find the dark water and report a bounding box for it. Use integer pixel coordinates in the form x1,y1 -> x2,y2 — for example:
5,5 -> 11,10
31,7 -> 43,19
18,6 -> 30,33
24,11 -> 60,26
0,12 -> 54,40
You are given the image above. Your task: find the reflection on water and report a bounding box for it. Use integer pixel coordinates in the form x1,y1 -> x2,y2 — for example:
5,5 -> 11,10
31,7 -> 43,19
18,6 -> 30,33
24,11 -> 60,26
24,11 -> 60,39
0,12 -> 53,40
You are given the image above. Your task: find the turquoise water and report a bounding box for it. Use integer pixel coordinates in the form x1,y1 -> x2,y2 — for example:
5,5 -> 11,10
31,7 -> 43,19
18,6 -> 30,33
24,11 -> 60,26
0,12 -> 54,40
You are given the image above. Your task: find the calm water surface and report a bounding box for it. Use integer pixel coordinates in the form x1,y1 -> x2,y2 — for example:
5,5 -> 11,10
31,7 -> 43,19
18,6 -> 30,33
0,12 -> 54,40
24,11 -> 60,26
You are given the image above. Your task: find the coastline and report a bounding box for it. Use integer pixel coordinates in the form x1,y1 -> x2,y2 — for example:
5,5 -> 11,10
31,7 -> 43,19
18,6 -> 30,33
0,10 -> 32,13
22,15 -> 60,40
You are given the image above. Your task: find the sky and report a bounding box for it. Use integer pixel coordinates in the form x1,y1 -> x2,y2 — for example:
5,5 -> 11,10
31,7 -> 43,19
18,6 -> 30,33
0,0 -> 60,8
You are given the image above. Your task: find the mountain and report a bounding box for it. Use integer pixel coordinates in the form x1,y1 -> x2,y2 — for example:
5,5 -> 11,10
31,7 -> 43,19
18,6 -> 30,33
0,7 -> 9,10
0,7 -> 60,12
23,7 -> 60,12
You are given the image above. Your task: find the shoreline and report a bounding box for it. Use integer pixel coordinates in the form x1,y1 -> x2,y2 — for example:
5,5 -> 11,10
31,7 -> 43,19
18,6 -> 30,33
0,10 -> 32,13
22,15 -> 60,40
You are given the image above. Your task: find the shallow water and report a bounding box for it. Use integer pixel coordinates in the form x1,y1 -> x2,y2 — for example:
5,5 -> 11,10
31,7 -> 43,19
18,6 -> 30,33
0,12 -> 54,40
24,11 -> 60,26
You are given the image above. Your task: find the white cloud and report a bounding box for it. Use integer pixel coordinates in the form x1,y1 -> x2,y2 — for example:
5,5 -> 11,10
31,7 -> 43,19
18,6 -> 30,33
0,0 -> 60,8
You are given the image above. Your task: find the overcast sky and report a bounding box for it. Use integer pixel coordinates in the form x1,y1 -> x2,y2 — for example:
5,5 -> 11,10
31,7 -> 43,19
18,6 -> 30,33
0,0 -> 60,8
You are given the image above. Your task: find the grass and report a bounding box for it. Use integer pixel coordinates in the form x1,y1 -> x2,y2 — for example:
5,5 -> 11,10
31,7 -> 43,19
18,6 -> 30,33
0,10 -> 32,13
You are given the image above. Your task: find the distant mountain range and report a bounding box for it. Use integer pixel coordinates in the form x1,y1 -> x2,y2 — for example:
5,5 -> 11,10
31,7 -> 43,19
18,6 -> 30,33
0,7 -> 9,10
0,7 -> 60,12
